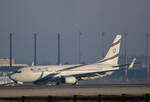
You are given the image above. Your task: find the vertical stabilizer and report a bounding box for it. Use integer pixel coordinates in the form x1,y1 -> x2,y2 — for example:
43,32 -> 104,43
97,35 -> 122,65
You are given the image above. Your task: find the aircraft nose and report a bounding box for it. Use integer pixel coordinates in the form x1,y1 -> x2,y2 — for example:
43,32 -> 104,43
8,74 -> 17,82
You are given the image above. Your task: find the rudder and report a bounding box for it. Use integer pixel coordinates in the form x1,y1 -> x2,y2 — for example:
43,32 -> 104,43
97,35 -> 122,65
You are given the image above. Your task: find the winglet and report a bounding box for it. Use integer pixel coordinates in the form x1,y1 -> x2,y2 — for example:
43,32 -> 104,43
32,61 -> 34,66
128,58 -> 136,69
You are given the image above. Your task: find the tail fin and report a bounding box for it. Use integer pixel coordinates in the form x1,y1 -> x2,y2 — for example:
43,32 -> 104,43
97,35 -> 122,65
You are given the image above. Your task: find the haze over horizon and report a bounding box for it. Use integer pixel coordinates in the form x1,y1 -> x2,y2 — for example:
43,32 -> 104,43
0,0 -> 150,64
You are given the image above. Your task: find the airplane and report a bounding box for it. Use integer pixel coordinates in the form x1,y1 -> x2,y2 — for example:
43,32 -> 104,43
8,34 -> 136,85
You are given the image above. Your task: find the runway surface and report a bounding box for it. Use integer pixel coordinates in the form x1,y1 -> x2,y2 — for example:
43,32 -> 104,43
0,84 -> 150,97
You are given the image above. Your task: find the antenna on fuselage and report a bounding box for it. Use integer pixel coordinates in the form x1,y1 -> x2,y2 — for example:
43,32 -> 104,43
31,61 -> 35,66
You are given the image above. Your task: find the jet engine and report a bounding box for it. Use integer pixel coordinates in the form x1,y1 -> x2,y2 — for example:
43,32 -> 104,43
61,76 -> 77,84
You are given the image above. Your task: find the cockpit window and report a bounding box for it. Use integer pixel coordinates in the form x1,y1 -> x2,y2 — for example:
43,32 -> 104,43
14,70 -> 22,73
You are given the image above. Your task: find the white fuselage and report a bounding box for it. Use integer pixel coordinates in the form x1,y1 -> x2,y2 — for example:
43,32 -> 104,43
10,64 -> 118,83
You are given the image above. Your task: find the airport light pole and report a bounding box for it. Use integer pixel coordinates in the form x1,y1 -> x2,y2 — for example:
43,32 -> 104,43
57,33 -> 61,65
79,32 -> 82,64
146,33 -> 150,78
34,33 -> 37,66
124,33 -> 128,81
9,33 -> 12,67
101,32 -> 105,58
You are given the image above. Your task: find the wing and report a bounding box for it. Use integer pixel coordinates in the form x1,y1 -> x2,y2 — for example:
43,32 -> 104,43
33,73 -> 58,85
73,58 -> 137,80
72,68 -> 123,80
33,58 -> 137,84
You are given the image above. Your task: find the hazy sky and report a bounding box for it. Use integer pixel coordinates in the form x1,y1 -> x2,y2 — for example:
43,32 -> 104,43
0,0 -> 150,64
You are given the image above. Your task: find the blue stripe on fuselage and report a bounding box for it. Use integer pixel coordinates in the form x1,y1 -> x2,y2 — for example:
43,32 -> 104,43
58,64 -> 87,72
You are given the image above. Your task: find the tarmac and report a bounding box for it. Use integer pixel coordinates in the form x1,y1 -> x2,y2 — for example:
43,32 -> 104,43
0,84 -> 150,97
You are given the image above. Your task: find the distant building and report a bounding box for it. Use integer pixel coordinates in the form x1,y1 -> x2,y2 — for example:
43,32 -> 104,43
0,59 -> 15,65
0,59 -> 28,77
0,59 -> 28,67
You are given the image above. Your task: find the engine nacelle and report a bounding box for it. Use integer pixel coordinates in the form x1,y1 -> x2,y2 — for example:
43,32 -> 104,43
61,76 -> 77,84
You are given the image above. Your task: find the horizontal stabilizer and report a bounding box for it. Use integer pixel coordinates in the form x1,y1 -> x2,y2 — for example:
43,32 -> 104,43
112,58 -> 136,70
